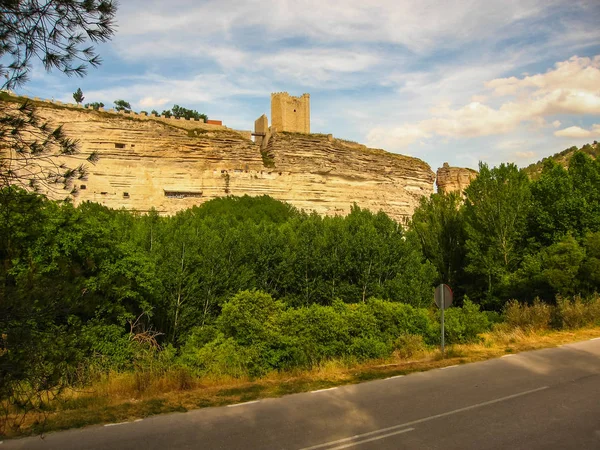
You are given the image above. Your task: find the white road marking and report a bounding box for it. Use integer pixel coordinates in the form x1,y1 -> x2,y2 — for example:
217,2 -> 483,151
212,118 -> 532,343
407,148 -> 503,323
311,387 -> 338,393
327,428 -> 414,450
590,337 -> 600,341
298,386 -> 549,450
227,400 -> 260,407
501,354 -> 515,358
441,364 -> 459,370
104,421 -> 129,427
134,419 -> 143,422
386,375 -> 404,379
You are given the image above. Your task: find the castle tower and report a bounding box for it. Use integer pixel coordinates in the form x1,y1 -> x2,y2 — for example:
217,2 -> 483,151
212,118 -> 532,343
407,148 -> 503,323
270,92 -> 310,133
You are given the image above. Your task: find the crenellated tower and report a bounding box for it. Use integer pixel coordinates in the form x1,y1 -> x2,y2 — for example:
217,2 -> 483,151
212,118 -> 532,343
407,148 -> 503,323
270,92 -> 310,133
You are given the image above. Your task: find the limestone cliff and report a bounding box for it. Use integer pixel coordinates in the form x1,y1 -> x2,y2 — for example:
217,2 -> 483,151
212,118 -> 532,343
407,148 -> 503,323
29,103 -> 434,222
436,163 -> 478,195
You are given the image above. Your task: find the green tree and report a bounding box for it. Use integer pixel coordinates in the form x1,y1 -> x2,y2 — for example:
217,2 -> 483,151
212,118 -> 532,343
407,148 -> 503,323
540,234 -> 585,296
580,231 -> 600,293
410,191 -> 466,287
463,163 -> 531,306
171,104 -> 208,121
0,0 -> 117,431
84,101 -> 104,110
72,88 -> 84,105
114,99 -> 131,112
529,152 -> 600,247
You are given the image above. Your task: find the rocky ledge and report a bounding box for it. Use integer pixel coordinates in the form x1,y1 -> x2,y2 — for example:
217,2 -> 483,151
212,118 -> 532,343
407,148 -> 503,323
33,105 -> 435,222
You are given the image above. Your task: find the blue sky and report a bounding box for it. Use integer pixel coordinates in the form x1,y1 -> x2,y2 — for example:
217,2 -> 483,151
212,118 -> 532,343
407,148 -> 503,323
18,0 -> 600,172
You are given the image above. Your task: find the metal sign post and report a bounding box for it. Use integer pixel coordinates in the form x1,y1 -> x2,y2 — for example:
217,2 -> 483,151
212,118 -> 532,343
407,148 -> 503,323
434,284 -> 453,359
442,288 -> 445,357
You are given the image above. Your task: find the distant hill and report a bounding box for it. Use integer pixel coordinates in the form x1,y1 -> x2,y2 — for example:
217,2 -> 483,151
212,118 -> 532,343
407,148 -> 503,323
523,142 -> 599,179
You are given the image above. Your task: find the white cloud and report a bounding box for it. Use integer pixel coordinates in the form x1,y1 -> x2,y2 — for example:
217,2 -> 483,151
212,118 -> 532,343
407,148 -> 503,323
486,55 -> 600,95
139,97 -> 170,108
79,73 -> 269,110
116,0 -> 568,52
367,124 -> 429,149
514,151 -> 537,159
554,124 -> 600,138
257,49 -> 381,86
367,55 -> 600,150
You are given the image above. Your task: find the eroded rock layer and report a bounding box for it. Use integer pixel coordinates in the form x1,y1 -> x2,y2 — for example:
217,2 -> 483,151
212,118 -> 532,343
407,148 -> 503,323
37,105 -> 435,222
436,163 -> 478,195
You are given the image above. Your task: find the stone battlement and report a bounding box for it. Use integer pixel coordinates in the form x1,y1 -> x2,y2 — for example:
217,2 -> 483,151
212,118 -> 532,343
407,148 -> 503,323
271,91 -> 310,98
1,91 -> 248,135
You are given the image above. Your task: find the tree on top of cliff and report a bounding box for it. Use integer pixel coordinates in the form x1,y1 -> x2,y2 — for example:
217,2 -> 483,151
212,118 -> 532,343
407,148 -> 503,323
114,99 -> 131,112
171,104 -> 208,121
0,0 -> 117,90
84,101 -> 104,110
73,87 -> 84,104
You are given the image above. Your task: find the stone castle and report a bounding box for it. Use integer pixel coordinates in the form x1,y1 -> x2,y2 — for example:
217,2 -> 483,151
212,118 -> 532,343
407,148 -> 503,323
3,91 -> 478,221
254,92 -> 310,149
271,92 -> 310,133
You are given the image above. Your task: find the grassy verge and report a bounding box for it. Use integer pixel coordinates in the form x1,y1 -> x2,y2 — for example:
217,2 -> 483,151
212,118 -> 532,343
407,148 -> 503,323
2,325 -> 599,439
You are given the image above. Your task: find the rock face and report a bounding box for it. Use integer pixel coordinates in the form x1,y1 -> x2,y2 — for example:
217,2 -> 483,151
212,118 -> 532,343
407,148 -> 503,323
436,163 -> 478,195
34,104 -> 435,222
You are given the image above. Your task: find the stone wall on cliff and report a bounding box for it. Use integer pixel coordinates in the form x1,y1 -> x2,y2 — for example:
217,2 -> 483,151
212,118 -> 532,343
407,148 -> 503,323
31,104 -> 434,222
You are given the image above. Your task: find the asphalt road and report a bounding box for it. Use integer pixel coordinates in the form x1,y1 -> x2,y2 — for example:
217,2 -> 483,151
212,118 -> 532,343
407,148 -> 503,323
3,338 -> 600,450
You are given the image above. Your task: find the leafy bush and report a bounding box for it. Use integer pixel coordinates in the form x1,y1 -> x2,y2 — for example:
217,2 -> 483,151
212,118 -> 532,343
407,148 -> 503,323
393,334 -> 427,359
178,292 -> 500,376
179,333 -> 256,377
442,299 -> 490,344
217,290 -> 285,346
503,298 -> 552,330
81,321 -> 134,372
367,299 -> 437,344
555,295 -> 600,329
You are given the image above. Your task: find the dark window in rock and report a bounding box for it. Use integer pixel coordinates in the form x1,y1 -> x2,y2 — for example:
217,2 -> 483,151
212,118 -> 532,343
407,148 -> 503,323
164,190 -> 203,199
100,191 -> 107,195
114,143 -> 126,149
80,184 -> 86,190
123,192 -> 130,198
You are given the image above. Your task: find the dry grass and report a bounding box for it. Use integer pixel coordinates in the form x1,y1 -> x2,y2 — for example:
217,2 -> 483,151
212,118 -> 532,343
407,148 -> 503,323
3,325 -> 599,440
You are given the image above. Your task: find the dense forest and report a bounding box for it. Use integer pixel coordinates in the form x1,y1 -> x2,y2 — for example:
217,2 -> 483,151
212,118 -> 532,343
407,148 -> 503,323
1,150 -> 600,426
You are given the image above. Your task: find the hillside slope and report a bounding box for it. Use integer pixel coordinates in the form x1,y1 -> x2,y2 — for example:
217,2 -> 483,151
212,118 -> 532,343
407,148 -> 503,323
523,142 -> 599,179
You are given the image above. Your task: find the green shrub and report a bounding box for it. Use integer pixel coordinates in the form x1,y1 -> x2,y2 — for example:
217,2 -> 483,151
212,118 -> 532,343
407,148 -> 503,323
179,333 -> 257,377
217,290 -> 285,346
393,334 -> 427,359
442,299 -> 490,344
348,337 -> 390,360
503,298 -> 552,330
367,298 -> 438,344
279,304 -> 352,365
81,321 -> 134,372
555,295 -> 600,329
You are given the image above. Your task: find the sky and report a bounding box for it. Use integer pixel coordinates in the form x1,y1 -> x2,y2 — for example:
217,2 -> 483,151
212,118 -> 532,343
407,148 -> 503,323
17,0 -> 600,172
